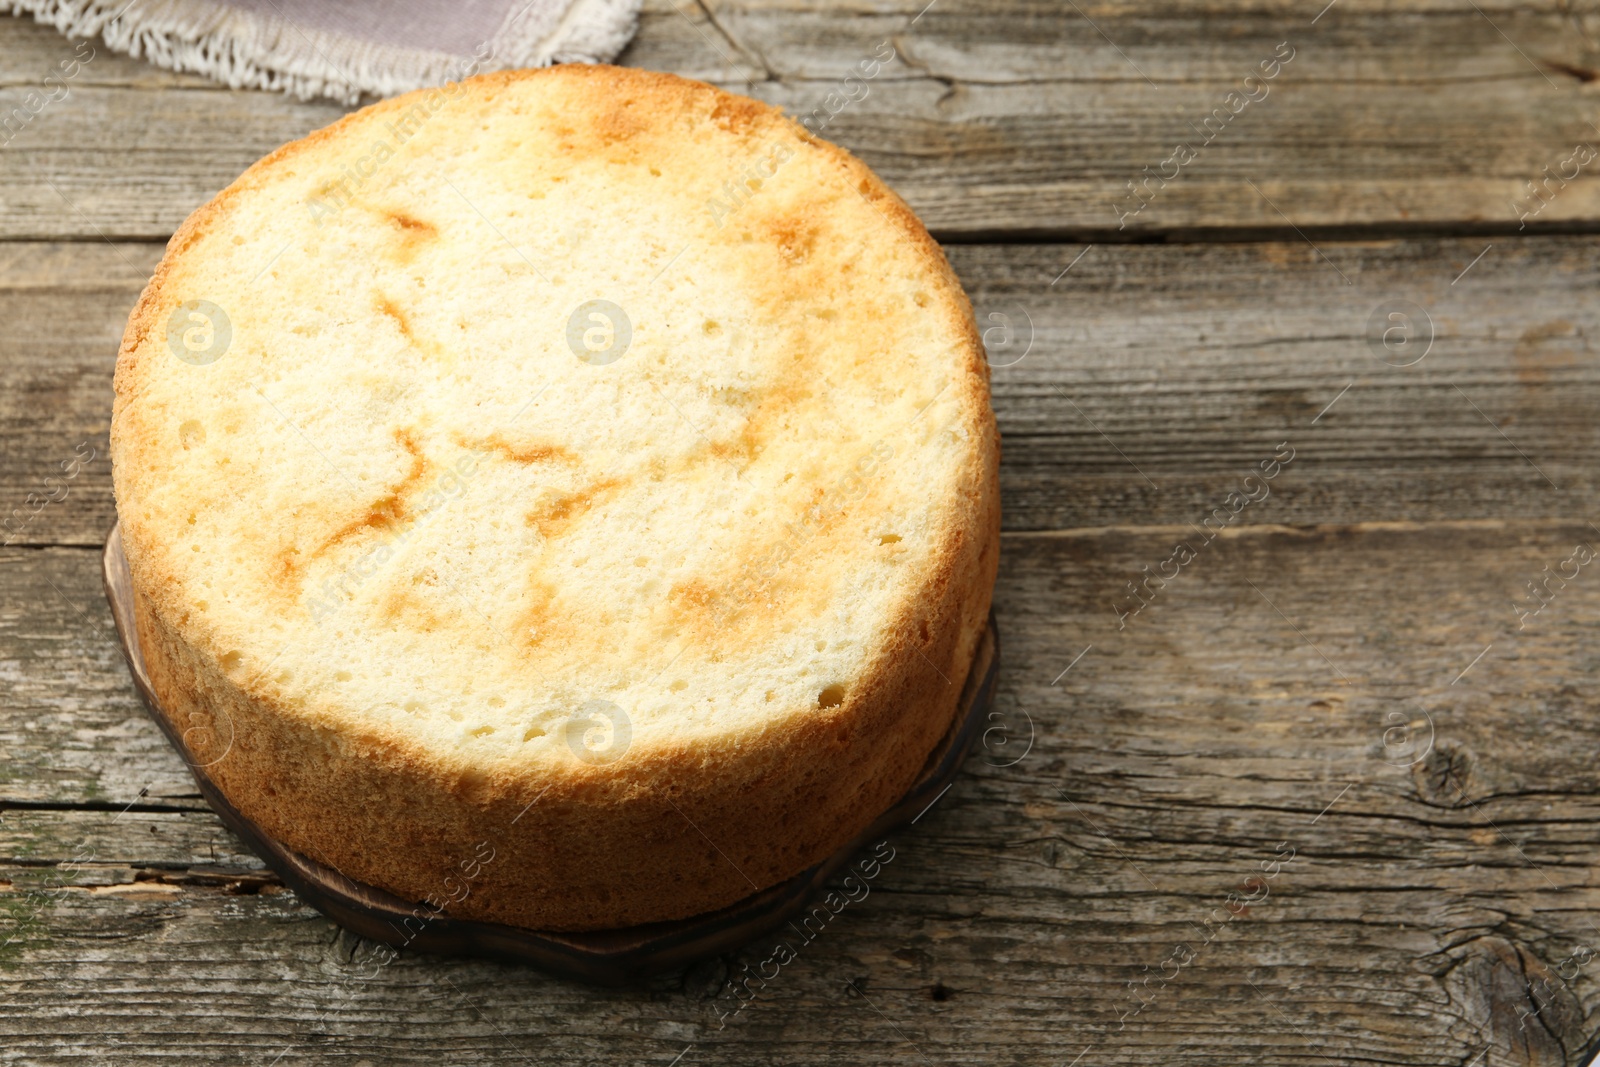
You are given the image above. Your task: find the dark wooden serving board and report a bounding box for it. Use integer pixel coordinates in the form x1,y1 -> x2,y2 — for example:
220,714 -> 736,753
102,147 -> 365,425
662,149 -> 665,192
99,522 -> 999,984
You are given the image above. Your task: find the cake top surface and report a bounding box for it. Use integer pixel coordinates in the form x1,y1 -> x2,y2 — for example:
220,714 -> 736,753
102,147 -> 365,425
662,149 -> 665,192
112,65 -> 993,776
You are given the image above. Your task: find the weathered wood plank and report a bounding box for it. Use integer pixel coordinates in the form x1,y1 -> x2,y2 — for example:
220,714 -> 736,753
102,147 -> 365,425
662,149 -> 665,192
3,1 -> 1600,238
0,242 -> 153,553
0,546 -> 197,805
7,520 -> 1600,1063
4,237 -> 1597,546
980,235 -> 1600,532
0,808 -> 264,873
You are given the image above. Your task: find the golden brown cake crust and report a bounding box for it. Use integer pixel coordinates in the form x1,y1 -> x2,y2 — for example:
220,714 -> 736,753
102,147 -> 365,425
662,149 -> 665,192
113,65 -> 1000,931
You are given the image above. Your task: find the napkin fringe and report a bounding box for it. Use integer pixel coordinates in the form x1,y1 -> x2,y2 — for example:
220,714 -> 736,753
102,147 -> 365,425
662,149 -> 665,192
2,0 -> 641,104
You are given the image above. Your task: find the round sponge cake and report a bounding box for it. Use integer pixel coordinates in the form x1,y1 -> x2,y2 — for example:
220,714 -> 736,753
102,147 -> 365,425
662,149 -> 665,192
111,65 -> 999,932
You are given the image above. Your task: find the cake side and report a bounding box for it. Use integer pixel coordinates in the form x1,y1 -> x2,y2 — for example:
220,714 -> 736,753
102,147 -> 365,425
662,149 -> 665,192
112,65 -> 1000,930
130,456 -> 995,930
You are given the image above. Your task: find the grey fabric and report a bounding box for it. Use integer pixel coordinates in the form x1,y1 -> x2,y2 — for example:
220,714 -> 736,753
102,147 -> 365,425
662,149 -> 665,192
216,0 -> 520,55
4,0 -> 642,102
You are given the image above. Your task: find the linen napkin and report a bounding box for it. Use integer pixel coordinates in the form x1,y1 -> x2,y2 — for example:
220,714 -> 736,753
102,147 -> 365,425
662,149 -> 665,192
3,0 -> 642,103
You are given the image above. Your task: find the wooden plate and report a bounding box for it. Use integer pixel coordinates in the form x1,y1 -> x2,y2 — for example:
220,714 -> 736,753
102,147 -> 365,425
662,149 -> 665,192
101,522 -> 999,984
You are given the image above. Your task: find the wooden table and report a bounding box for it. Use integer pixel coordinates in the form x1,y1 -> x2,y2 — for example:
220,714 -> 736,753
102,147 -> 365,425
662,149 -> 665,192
5,2 -> 1600,1063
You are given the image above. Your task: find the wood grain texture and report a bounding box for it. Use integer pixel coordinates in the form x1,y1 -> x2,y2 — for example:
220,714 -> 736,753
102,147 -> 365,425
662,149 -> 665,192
5,0 -> 1600,1061
0,547 -> 198,806
3,237 -> 1595,546
7,521 -> 1600,1064
4,1 -> 1600,238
